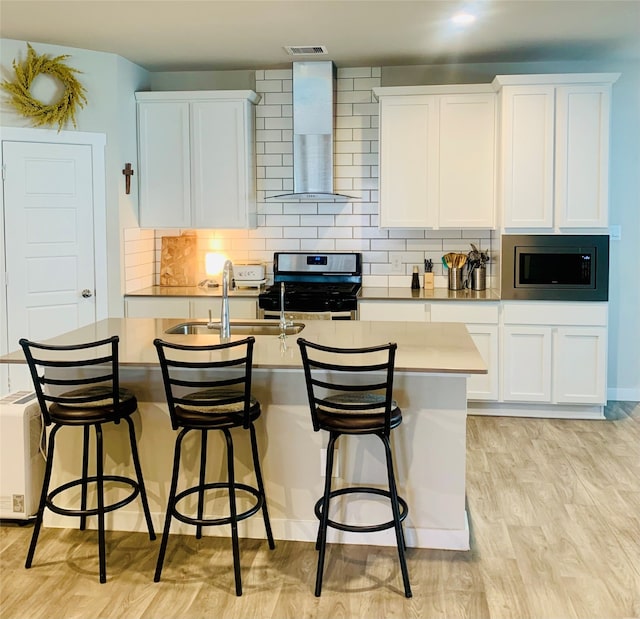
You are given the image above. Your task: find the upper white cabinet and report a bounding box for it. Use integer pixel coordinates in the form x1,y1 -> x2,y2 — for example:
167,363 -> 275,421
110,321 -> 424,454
493,74 -> 619,231
374,85 -> 497,229
136,90 -> 260,229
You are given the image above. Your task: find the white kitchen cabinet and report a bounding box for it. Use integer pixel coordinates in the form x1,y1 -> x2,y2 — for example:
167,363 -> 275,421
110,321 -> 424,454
136,90 -> 259,229
374,85 -> 496,229
501,302 -> 607,405
359,300 -> 499,401
493,74 -> 619,231
125,296 -> 257,320
430,303 -> 500,401
358,300 -> 429,322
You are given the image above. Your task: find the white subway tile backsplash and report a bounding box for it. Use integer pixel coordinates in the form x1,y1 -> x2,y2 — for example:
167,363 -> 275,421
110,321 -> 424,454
265,214 -> 300,227
319,227 -> 353,239
255,80 -> 283,93
339,67 -> 373,78
264,117 -> 292,130
264,92 -> 292,105
283,226 -> 317,238
300,239 -> 335,251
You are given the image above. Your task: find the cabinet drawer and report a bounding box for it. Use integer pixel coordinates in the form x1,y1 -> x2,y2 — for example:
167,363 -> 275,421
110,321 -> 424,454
503,302 -> 607,326
430,302 -> 499,324
358,301 -> 428,322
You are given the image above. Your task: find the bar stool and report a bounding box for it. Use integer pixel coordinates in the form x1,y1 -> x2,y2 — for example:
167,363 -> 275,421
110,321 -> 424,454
297,338 -> 412,598
153,336 -> 275,596
19,336 -> 156,584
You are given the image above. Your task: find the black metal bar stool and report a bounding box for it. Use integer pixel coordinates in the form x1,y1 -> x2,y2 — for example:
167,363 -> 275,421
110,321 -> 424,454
297,337 -> 412,598
19,336 -> 156,584
153,336 -> 275,596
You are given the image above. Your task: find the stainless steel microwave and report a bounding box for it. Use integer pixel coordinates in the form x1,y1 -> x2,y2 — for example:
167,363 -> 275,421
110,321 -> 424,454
501,234 -> 609,301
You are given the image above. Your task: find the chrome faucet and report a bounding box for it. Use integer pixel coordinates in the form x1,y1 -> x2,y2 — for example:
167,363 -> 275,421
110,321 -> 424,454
279,282 -> 293,335
220,259 -> 233,338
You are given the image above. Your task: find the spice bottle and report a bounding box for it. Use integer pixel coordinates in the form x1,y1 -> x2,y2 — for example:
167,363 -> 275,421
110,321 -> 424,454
411,265 -> 421,289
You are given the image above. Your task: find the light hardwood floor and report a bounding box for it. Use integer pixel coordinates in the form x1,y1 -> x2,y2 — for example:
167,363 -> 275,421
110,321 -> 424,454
1,402 -> 638,619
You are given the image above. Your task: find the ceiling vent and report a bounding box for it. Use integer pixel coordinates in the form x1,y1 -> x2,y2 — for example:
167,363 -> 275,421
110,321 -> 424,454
284,45 -> 328,56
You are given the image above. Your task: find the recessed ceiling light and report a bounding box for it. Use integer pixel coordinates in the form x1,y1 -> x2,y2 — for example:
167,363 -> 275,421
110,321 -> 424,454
451,12 -> 476,26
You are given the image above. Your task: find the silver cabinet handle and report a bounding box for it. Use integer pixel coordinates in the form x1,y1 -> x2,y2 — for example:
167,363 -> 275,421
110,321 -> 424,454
81,289 -> 93,298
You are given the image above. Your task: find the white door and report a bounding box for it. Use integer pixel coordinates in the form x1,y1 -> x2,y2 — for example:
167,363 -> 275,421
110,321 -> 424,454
3,141 -> 96,391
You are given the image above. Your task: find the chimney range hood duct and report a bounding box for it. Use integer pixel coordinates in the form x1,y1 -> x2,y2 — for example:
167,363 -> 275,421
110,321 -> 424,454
267,61 -> 356,202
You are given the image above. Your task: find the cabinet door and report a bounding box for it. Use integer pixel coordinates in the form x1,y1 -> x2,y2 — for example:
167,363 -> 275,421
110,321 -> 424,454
191,100 -> 254,229
555,84 -> 611,228
466,325 -> 499,401
438,94 -> 496,228
358,301 -> 428,322
553,327 -> 607,404
137,102 -> 191,228
502,326 -> 551,402
500,86 -> 555,229
378,96 -> 438,228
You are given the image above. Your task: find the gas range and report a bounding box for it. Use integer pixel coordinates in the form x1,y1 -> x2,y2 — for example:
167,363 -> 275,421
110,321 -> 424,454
258,252 -> 362,319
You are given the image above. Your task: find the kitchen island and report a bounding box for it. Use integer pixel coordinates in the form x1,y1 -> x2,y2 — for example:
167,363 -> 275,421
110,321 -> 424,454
0,318 -> 486,550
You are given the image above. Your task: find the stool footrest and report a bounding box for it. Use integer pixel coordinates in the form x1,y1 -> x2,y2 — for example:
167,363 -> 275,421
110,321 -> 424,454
314,486 -> 408,534
172,482 -> 263,528
46,475 -> 140,518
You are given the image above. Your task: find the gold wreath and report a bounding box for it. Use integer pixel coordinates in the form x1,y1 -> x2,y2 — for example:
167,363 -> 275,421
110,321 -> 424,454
1,43 -> 88,131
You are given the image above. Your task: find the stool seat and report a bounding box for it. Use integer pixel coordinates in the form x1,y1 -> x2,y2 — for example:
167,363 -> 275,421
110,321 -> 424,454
153,337 -> 274,596
297,337 -> 412,598
49,386 -> 137,423
316,393 -> 402,433
19,336 -> 156,584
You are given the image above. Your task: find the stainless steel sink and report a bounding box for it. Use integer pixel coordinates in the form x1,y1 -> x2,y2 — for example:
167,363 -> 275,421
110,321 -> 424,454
165,321 -> 305,336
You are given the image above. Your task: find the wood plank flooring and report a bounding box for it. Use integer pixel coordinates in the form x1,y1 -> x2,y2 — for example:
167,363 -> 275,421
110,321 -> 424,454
1,401 -> 638,619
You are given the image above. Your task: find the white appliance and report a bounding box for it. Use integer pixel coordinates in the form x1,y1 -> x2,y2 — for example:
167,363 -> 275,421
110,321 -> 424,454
0,391 -> 45,520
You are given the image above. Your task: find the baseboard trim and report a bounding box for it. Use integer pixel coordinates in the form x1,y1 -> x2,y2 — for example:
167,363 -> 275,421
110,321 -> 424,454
468,401 -> 605,419
43,510 -> 470,551
607,387 -> 640,402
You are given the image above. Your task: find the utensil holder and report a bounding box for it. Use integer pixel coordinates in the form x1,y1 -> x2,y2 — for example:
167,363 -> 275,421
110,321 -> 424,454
448,267 -> 463,290
471,266 -> 486,291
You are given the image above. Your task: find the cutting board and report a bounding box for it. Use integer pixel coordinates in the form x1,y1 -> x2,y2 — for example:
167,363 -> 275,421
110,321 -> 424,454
160,235 -> 198,286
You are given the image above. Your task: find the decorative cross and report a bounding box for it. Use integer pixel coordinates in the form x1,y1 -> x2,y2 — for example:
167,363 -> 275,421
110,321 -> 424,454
122,163 -> 134,194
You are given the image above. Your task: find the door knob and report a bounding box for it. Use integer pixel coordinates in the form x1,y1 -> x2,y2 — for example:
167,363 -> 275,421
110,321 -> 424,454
81,289 -> 93,298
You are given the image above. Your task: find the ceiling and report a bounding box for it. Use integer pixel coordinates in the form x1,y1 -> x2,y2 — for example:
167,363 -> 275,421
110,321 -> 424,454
1,0 -> 639,72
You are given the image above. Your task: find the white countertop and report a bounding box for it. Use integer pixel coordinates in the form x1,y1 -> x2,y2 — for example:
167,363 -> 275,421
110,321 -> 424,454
125,285 -> 262,298
360,287 -> 500,301
0,318 -> 487,375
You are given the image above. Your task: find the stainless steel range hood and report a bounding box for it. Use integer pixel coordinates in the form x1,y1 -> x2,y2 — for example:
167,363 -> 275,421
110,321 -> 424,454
267,61 -> 356,202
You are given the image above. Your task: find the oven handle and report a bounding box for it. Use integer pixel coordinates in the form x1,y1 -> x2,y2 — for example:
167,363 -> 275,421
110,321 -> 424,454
259,309 -> 356,320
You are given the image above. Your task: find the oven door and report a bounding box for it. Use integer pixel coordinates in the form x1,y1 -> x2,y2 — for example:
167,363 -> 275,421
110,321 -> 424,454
259,309 -> 356,320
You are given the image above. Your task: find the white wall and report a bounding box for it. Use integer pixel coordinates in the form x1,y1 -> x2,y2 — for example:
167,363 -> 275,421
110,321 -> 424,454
0,38 -> 151,318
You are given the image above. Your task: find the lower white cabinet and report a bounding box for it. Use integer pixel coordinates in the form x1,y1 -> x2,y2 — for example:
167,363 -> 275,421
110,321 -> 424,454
430,303 -> 499,401
125,296 -> 257,320
501,302 -> 607,405
358,300 -> 428,322
358,299 -> 608,407
359,300 -> 499,401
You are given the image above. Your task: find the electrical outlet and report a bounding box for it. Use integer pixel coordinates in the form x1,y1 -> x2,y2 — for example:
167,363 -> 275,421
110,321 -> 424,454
609,224 -> 621,241
320,448 -> 339,477
390,255 -> 403,273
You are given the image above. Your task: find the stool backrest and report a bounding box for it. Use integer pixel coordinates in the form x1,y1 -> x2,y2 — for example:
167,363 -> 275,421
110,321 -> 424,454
297,338 -> 397,436
19,336 -> 121,426
153,337 -> 256,430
